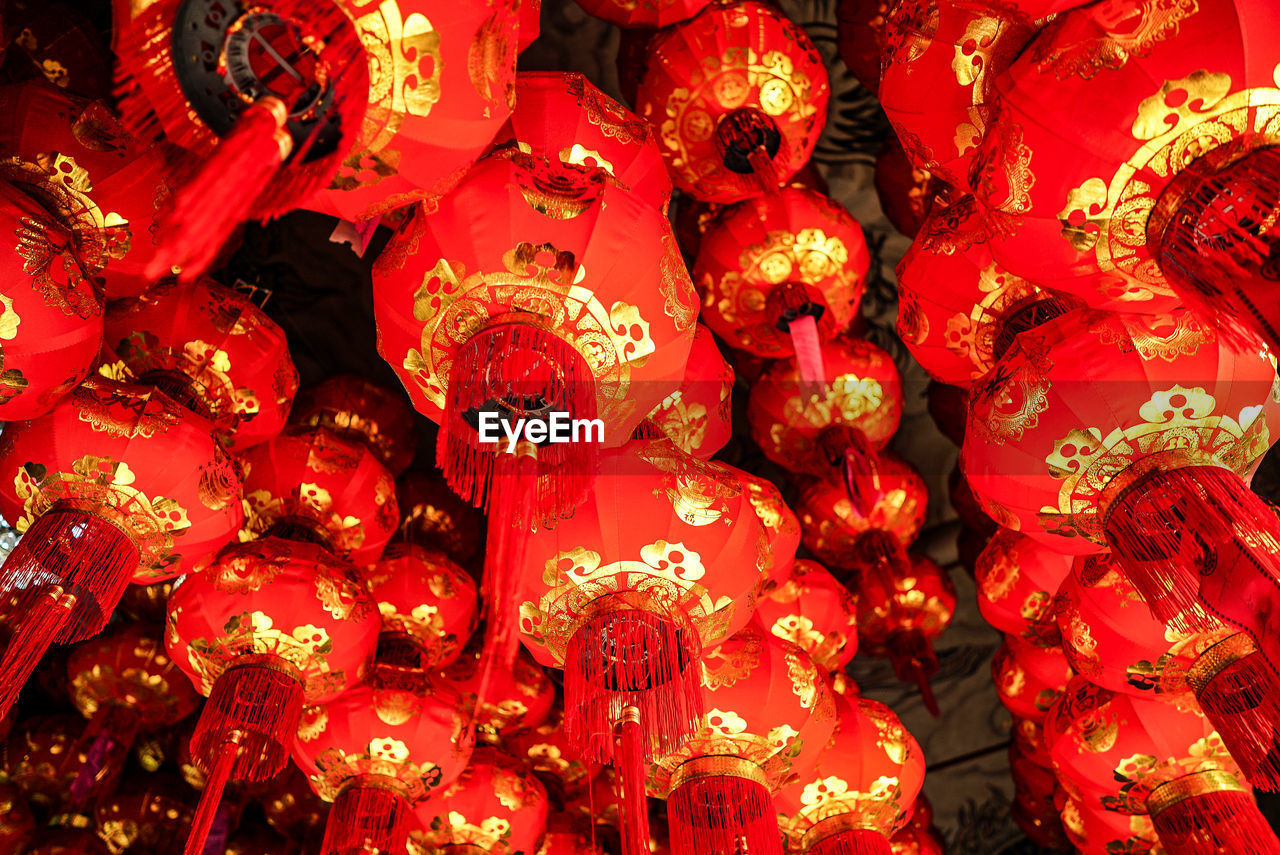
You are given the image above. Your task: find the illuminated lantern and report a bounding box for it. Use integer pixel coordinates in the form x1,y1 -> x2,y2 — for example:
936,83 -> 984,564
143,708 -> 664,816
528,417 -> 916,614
652,622 -> 836,855
969,0 -> 1270,316
962,308 -> 1280,647
0,377 -> 243,720
291,681 -> 473,855
361,543 -> 478,678
694,188 -> 869,383
875,136 -> 944,239
394,469 -> 486,569
0,177 -> 104,423
100,277 -> 299,451
1058,792 -> 1165,855
896,194 -> 1079,389
738,470 -> 801,587
289,374 -> 418,475
444,640 -> 556,742
975,529 -> 1072,647
795,452 -> 928,569
754,558 -> 858,674
254,762 -> 329,850
372,152 -> 698,523
992,637 -> 1073,725
94,773 -> 195,854
114,0 -> 372,279
642,324 -> 734,460
2,715 -> 122,823
65,623 -> 201,806
777,694 -> 925,855
410,746 -> 550,855
1046,676 -> 1280,855
505,705 -> 593,809
577,0 -> 707,28
312,1 -> 520,222
239,426 -> 399,566
635,2 -> 830,203
878,0 -> 1035,191
0,81 -> 178,300
165,538 -> 380,855
889,794 -> 945,855
836,0 -> 890,94
747,336 -> 903,497
499,71 -> 673,214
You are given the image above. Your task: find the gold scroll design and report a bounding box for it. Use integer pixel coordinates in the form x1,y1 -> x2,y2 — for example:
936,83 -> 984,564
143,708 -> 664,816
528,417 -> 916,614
1057,70 -> 1280,303
647,708 -> 814,797
636,440 -> 745,527
424,766 -> 542,848
518,541 -> 737,664
787,774 -> 906,837
69,642 -> 182,724
659,46 -> 820,177
1031,0 -> 1199,81
102,332 -> 256,426
241,483 -> 371,556
977,531 -> 1021,603
13,455 -> 189,580
943,262 -> 1047,382
566,71 -> 654,147
659,230 -> 697,333
966,330 -> 1053,445
176,610 -> 348,699
948,12 -> 1034,159
767,373 -> 888,465
307,736 -> 447,802
708,228 -> 854,355
404,242 -> 654,426
332,1 -> 442,191
1103,733 -> 1235,814
1038,384 -> 1272,544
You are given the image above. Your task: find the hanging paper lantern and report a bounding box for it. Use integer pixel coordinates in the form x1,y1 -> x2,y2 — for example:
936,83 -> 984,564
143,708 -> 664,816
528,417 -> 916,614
372,151 -> 698,523
165,538 -> 380,855
889,793 -> 945,855
100,277 -> 298,451
577,0 -> 707,28
291,681 -> 474,855
410,746 -> 550,855
253,762 -> 329,850
499,71 -> 673,214
1057,791 -> 1166,855
754,558 -> 859,674
929,383 -> 969,448
1046,675 -> 1280,855
878,0 -> 1035,191
114,0 -> 373,279
289,374 -> 418,476
874,136 -> 945,240
652,622 -> 837,855
642,324 -> 734,460
896,194 -> 1080,389
443,639 -> 556,742
2,715 -> 122,823
394,469 -> 486,569
65,623 -> 201,806
239,426 -> 399,566
361,543 -> 478,677
795,452 -> 929,570
961,307 -> 1280,649
975,528 -> 1072,647
738,470 -> 801,587
836,0 -> 890,94
747,336 -> 903,493
0,81 -> 180,300
694,188 -> 870,382
0,376 -> 244,720
992,637 -> 1073,725
0,177 -> 104,423
94,773 -> 195,855
311,1 -> 520,222
505,704 -> 593,810
635,2 -> 830,203
777,694 -> 925,855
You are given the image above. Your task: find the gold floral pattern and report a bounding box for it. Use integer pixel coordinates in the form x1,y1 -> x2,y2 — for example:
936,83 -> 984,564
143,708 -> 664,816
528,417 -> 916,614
1031,0 -> 1199,80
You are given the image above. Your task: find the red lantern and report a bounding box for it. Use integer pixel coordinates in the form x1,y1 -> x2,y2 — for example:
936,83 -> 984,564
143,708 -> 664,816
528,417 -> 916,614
505,704 -> 593,810
1046,675 -> 1280,855
0,4 -> 114,100
875,136 -> 945,240
635,2 -> 830,203
518,0 -> 542,51
694,188 -> 870,382
114,0 -> 372,279
536,815 -> 607,855
836,0 -> 890,95
100,277 -> 299,451
0,782 -> 33,852
738,470 -> 801,587
754,558 -> 859,674
0,81 -> 179,300
878,0 -> 1035,192
499,71 -> 673,215
165,538 -> 380,855
93,773 -> 195,855
961,307 -> 1280,655
577,0 -> 707,28
291,681 -> 474,855
394,469 -> 486,568
992,636 -> 1073,725
0,377 -> 244,720
372,152 -> 698,523
410,745 -> 550,855
2,715 -> 122,823
651,622 -> 837,855
239,426 -> 399,566
289,374 -> 418,475
254,762 -> 329,851
1058,791 -> 1164,855
777,694 -> 926,855
975,528 -> 1072,647
443,640 -> 556,742
642,324 -> 734,460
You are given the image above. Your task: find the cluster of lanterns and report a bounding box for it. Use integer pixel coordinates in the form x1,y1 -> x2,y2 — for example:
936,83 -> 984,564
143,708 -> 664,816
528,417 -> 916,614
0,0 -> 1278,853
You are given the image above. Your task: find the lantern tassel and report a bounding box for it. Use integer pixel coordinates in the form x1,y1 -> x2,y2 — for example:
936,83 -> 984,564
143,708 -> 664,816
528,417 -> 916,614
748,145 -> 781,194
789,314 -> 826,391
615,710 -> 651,855
1189,635 -> 1280,792
887,627 -> 940,717
808,828 -> 894,855
184,738 -> 240,855
319,779 -> 410,855
1148,771 -> 1280,855
667,760 -> 783,855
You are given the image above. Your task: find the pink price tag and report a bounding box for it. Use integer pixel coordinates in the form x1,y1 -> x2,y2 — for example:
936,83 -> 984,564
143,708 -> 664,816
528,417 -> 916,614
328,215 -> 382,257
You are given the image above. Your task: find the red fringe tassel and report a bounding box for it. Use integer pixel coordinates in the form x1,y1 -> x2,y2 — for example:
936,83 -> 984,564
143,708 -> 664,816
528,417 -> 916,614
808,828 -> 893,855
1150,775 -> 1280,855
1191,637 -> 1280,792
615,713 -> 652,855
320,780 -> 410,855
887,627 -> 940,718
667,766 -> 783,855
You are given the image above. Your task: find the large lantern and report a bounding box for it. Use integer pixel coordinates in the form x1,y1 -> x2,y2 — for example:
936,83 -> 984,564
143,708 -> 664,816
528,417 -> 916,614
777,694 -> 926,855
975,528 -> 1072,647
505,704 -> 593,810
165,538 -> 380,855
290,681 -> 474,855
0,377 -> 243,720
2,715 -> 124,823
100,277 -> 299,451
288,374 -> 418,476
394,469 -> 486,568
993,636 -> 1073,725
642,324 -> 734,460
753,558 -> 858,675
694,187 -> 869,382
94,773 -> 196,854
635,2 -> 830,203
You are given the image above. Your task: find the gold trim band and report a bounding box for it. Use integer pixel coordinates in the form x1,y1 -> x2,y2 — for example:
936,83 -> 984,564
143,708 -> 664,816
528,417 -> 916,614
801,814 -> 886,850
1147,770 -> 1247,817
1099,449 -> 1229,529
670,755 -> 768,792
1187,633 -> 1260,694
